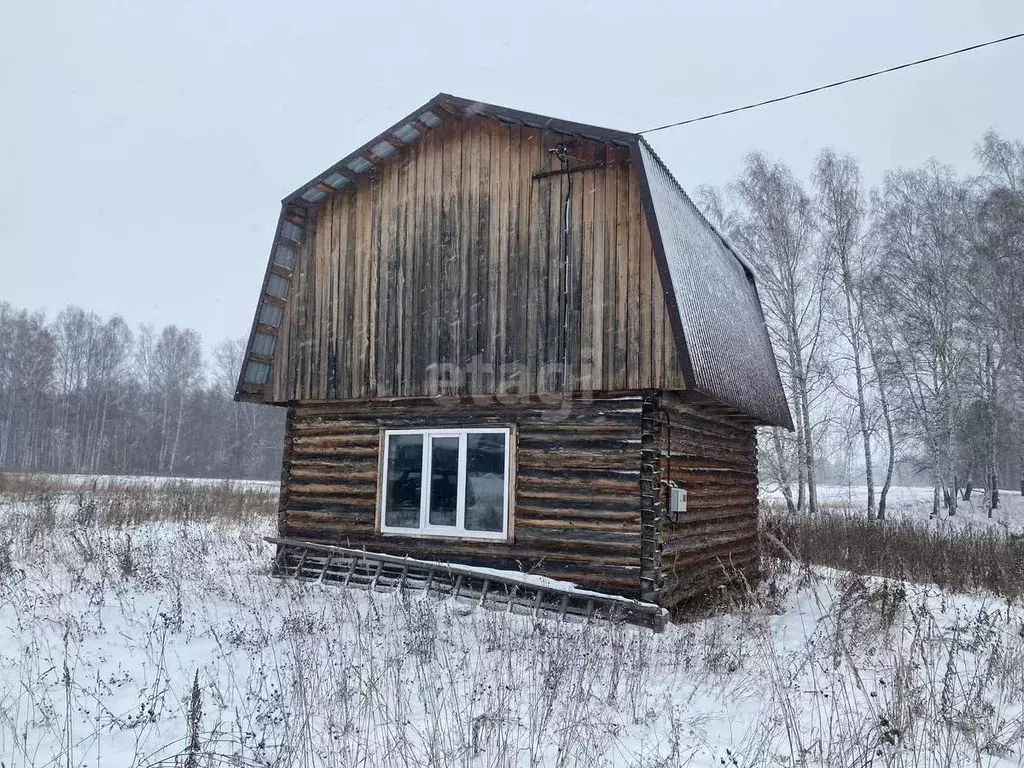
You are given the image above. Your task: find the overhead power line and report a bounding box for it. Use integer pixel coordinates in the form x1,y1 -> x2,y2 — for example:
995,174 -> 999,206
638,32 -> 1024,134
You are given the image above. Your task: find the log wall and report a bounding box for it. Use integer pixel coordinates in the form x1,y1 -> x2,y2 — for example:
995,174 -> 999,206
279,395 -> 647,596
269,116 -> 687,403
655,392 -> 760,611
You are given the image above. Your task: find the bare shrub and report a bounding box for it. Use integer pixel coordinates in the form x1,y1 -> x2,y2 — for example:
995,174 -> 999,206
0,471 -> 72,500
764,507 -> 1024,598
0,473 -> 278,531
73,489 -> 98,527
113,533 -> 138,580
26,490 -> 60,543
0,536 -> 12,581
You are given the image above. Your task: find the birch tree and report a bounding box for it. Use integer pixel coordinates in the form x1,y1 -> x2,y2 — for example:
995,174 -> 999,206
870,162 -> 974,516
973,131 -> 1024,505
730,154 -> 830,515
813,149 -> 877,518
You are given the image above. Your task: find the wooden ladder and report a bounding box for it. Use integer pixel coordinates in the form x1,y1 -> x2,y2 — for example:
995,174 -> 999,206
266,537 -> 667,631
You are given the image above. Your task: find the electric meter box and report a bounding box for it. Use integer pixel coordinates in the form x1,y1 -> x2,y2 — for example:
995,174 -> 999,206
669,485 -> 687,515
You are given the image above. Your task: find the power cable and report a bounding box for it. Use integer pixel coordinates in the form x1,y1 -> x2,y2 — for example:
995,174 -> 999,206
638,32 -> 1024,134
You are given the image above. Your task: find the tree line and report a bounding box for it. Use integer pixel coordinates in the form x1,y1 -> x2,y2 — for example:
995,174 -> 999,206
4,131 -> 1022,504
0,306 -> 284,480
698,130 -> 1024,518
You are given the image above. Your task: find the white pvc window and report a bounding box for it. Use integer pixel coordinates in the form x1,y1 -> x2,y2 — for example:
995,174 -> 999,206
379,428 -> 511,540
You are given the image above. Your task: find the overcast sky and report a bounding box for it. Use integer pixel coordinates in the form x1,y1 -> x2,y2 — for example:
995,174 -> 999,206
3,0 -> 1023,349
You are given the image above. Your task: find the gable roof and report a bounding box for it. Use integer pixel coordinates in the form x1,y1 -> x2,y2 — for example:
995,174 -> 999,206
236,93 -> 792,429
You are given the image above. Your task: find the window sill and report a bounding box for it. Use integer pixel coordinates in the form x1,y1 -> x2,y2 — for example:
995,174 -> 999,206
378,528 -> 513,544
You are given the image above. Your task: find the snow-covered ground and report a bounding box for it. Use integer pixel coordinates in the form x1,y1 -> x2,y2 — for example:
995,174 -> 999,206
0,471 -> 279,493
762,483 -> 1024,534
1,481 -> 1023,766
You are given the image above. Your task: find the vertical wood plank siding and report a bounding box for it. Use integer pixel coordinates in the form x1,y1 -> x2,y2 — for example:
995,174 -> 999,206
656,393 -> 760,610
280,396 -> 646,596
270,116 -> 686,403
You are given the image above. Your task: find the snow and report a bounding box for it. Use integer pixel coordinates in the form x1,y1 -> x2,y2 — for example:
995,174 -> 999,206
1,482 -> 1023,766
761,483 -> 1024,536
3,471 -> 280,493
443,563 -> 668,613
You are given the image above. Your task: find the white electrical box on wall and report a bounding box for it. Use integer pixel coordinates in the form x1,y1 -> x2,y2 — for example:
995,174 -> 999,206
669,485 -> 687,515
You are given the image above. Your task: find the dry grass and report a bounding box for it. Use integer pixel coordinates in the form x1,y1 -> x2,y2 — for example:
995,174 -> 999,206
0,478 -> 1022,765
762,506 -> 1024,600
0,471 -> 278,530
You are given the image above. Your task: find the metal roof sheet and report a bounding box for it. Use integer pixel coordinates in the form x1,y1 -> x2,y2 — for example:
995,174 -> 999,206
636,139 -> 793,428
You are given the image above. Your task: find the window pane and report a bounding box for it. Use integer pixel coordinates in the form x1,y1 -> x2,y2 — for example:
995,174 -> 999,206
465,433 -> 506,532
428,436 -> 459,526
384,435 -> 422,528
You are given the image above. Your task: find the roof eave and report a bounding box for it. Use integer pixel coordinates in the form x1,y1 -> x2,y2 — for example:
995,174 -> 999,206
282,92 -> 640,208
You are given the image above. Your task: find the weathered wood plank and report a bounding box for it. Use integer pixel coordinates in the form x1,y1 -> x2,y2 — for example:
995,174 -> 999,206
639,198 -> 653,387
568,160 -> 585,389
380,153 -> 399,396
626,160 -> 640,390
490,119 -> 505,394
590,162 -> 605,387
426,129 -> 443,395
525,138 -> 545,394
545,152 -> 562,393
614,155 -> 629,390
266,121 -> 692,403
580,167 -> 595,388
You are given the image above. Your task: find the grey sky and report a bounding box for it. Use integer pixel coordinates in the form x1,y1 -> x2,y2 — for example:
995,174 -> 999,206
3,0 -> 1023,350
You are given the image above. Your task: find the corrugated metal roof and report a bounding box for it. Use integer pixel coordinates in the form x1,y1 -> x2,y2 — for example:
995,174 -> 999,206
637,140 -> 793,429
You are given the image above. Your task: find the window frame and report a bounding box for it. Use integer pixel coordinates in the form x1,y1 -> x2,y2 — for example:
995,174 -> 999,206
377,426 -> 513,541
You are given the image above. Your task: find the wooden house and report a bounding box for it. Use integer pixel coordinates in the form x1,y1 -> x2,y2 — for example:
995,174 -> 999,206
236,94 -> 792,614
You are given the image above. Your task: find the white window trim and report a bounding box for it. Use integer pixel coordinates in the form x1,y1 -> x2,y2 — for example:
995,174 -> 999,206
379,427 -> 511,541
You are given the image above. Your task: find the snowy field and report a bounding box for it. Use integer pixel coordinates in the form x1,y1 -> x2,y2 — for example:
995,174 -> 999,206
762,483 -> 1024,534
0,471 -> 279,493
1,477 -> 1023,766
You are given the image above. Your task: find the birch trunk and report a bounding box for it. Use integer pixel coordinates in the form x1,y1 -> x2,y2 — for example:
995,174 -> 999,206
771,427 -> 797,514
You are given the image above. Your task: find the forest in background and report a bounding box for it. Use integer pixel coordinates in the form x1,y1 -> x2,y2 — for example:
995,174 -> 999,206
0,310 -> 283,480
2,131 -> 1022,501
697,129 -> 1024,518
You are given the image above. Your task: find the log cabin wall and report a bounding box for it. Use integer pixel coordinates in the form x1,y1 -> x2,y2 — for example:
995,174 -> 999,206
269,115 -> 687,403
639,394 -> 665,604
655,393 -> 760,612
279,395 -> 647,596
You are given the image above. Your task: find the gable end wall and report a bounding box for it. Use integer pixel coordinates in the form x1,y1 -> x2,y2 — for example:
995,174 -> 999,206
267,116 -> 688,403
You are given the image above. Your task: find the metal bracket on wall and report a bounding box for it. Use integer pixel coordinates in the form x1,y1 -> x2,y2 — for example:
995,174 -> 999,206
532,160 -> 606,181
